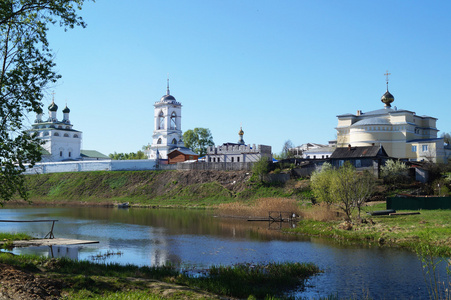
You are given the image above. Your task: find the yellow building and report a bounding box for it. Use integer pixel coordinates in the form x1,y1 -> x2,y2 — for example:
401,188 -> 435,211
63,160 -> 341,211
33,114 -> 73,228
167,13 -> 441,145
336,86 -> 447,162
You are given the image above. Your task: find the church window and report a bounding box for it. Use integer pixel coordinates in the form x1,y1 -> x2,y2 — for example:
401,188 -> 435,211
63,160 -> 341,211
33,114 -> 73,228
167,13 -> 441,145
44,131 -> 49,136
69,152 -> 71,157
170,112 -> 177,130
218,158 -> 220,162
209,157 -> 211,162
58,126 -> 62,129
158,111 -> 164,129
54,132 -> 59,136
74,134 -> 78,138
60,151 -> 63,157
237,157 -> 240,162
412,145 -> 417,152
66,126 -> 70,129
231,157 -> 234,162
171,138 -> 177,144
157,138 -> 162,144
64,133 -> 69,137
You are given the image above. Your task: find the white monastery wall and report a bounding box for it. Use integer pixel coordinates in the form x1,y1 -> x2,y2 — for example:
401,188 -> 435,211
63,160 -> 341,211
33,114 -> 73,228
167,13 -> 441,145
24,160 -> 157,174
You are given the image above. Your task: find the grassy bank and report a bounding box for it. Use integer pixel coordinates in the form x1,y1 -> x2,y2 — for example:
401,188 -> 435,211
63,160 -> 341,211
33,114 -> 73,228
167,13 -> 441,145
20,170 -> 302,207
0,253 -> 320,299
291,202 -> 451,254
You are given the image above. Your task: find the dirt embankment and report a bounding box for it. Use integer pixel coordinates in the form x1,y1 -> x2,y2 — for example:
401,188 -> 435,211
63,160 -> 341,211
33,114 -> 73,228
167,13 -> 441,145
21,170 -> 255,204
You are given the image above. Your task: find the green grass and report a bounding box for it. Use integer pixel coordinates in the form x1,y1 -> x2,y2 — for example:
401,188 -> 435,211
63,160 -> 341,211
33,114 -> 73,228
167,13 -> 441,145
178,262 -> 321,299
291,203 -> 451,254
0,253 -> 320,299
0,232 -> 32,241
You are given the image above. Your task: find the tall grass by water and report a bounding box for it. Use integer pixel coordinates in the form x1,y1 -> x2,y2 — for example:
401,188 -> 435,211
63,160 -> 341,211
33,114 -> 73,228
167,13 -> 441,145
216,197 -> 301,218
0,253 -> 320,299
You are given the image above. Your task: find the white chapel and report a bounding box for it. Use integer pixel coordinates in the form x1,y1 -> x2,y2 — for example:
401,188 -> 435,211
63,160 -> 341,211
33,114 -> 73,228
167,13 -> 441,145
146,80 -> 185,160
29,97 -> 82,161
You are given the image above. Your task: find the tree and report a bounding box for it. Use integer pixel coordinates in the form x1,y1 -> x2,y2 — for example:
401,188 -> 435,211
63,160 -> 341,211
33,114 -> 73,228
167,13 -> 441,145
310,162 -> 335,207
353,170 -> 376,219
109,150 -> 147,160
0,0 -> 90,204
441,132 -> 451,145
280,139 -> 295,159
380,160 -> 410,186
183,128 -> 214,157
310,162 -> 376,221
252,157 -> 271,182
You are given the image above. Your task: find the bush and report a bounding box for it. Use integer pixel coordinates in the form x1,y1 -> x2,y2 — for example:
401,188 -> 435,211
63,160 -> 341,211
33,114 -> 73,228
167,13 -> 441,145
381,160 -> 410,185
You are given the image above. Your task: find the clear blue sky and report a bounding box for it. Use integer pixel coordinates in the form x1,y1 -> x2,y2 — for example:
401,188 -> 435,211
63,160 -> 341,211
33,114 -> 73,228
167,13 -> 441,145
28,0 -> 451,155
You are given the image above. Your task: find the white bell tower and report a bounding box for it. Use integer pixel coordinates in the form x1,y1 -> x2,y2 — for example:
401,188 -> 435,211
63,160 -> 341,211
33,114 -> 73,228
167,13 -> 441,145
148,79 -> 184,159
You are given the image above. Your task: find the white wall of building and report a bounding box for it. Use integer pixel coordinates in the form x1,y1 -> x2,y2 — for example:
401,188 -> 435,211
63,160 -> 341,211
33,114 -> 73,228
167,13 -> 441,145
24,160 -> 157,175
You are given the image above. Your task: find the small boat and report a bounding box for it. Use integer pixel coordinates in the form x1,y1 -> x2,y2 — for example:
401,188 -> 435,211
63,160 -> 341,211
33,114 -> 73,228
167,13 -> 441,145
117,202 -> 130,208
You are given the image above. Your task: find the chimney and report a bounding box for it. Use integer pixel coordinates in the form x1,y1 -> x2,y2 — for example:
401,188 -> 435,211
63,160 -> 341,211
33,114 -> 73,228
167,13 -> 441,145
357,110 -> 362,116
372,143 -> 375,146
348,144 -> 351,151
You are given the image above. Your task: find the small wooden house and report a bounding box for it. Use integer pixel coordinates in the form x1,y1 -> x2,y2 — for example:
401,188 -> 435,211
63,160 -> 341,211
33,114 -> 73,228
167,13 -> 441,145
167,148 -> 198,164
329,145 -> 389,175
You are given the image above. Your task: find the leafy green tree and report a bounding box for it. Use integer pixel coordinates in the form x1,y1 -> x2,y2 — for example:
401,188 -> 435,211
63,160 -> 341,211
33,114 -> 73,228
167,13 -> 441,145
310,162 -> 376,221
0,0 -> 90,204
109,150 -> 146,160
183,128 -> 214,157
252,157 -> 271,182
310,162 -> 335,207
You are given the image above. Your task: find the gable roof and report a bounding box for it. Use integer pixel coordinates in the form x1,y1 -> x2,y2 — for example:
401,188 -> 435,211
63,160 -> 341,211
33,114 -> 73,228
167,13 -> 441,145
80,150 -> 109,159
168,147 -> 198,157
330,145 -> 388,159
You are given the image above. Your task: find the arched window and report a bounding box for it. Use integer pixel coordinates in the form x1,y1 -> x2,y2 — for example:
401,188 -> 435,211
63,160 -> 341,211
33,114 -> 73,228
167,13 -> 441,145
158,111 -> 164,130
54,132 -> 59,136
64,133 -> 69,137
73,134 -> 79,138
171,138 -> 177,144
170,112 -> 177,130
157,138 -> 162,144
44,131 -> 49,136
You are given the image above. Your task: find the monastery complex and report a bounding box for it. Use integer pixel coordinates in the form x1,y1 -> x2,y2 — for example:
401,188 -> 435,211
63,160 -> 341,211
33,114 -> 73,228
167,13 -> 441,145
26,73 -> 449,175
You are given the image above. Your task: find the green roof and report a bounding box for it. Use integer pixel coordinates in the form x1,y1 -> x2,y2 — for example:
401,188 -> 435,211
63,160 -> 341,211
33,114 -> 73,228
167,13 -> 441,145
80,150 -> 109,159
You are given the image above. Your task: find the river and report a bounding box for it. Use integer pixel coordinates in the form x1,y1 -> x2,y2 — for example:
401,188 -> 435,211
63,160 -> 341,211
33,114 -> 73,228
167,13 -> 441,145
0,206 -> 446,299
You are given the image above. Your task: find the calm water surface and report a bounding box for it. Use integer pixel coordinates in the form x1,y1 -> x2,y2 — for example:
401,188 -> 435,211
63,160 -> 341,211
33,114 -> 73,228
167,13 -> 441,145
0,206 -> 445,299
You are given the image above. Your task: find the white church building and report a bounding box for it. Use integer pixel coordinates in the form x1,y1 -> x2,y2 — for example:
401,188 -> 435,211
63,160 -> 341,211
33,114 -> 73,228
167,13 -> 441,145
28,97 -> 108,162
28,98 -> 82,161
146,80 -> 187,160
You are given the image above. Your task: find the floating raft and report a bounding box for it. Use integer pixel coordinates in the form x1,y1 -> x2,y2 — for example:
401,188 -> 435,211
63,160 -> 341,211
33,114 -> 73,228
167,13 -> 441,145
4,238 -> 99,247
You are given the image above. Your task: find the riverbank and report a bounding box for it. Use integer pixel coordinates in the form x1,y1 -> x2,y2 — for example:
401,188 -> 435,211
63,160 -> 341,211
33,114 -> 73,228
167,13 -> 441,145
0,253 -> 320,299
20,170 -> 306,207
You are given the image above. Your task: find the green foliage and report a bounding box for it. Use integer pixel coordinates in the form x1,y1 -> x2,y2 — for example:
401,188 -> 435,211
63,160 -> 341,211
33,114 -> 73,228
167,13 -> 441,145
310,162 -> 335,206
182,127 -> 214,157
0,0 -> 90,204
380,159 -> 410,185
310,162 -> 376,221
251,157 -> 271,182
109,150 -> 146,160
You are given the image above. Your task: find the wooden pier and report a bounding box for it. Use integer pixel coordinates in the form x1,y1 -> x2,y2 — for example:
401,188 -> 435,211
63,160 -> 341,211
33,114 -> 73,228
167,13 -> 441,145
5,238 -> 99,247
247,211 -> 299,222
0,219 -> 99,247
